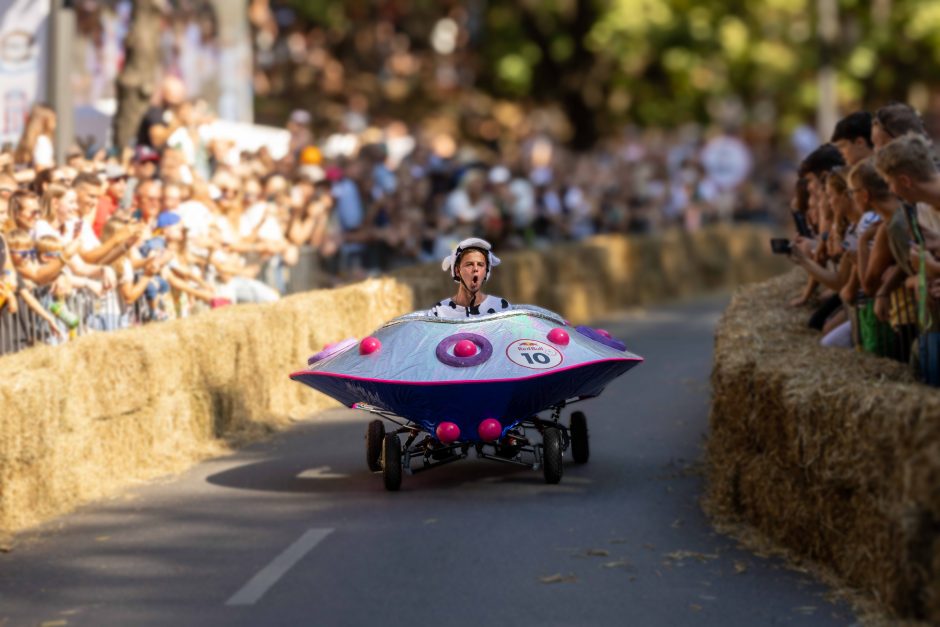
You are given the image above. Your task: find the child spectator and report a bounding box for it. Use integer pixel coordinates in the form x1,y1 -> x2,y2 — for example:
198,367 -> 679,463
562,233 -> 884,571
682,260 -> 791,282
5,229 -> 64,341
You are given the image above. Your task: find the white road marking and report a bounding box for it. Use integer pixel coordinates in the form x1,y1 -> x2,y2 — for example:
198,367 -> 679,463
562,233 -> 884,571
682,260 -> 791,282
226,528 -> 334,606
296,466 -> 348,479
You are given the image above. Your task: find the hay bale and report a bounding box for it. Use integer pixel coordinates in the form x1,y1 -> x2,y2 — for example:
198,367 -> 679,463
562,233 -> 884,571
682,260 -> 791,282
707,269 -> 940,622
0,278 -> 413,534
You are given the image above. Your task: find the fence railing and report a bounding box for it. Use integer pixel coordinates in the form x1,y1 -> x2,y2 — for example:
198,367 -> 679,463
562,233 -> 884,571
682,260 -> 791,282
0,287 -> 153,357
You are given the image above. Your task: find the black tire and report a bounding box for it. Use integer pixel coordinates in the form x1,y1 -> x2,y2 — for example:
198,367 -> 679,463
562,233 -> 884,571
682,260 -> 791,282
542,427 -> 563,484
382,434 -> 402,491
569,411 -> 589,464
366,420 -> 385,471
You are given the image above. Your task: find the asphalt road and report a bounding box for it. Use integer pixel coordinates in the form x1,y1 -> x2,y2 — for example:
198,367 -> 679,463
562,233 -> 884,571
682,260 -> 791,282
0,295 -> 855,626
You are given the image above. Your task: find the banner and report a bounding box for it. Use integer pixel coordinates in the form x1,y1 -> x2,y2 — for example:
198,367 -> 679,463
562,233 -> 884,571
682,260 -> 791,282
0,0 -> 48,146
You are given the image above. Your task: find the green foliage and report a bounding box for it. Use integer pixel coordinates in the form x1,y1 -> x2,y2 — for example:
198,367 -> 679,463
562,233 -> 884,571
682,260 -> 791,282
277,0 -> 940,144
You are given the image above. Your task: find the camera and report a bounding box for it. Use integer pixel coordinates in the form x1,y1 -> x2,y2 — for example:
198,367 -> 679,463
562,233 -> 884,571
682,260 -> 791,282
770,238 -> 792,255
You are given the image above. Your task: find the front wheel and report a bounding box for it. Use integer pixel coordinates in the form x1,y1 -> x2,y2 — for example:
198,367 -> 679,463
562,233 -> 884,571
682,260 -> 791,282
366,420 -> 385,471
569,411 -> 589,464
542,427 -> 563,484
382,433 -> 402,491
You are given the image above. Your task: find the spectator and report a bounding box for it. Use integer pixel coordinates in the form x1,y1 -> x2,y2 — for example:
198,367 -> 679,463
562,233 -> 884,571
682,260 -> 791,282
137,76 -> 187,151
14,104 -> 56,170
93,164 -> 128,238
830,111 -> 873,167
872,103 -> 928,150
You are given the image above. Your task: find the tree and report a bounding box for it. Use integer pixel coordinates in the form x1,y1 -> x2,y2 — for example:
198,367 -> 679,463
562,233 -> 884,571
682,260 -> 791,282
113,0 -> 164,150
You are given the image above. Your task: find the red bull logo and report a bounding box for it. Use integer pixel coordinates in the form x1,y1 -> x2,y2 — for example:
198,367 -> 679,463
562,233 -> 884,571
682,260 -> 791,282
506,339 -> 564,370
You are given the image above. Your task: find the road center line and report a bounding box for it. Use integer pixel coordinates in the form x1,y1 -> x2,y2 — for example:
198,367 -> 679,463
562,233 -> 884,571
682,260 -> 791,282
226,528 -> 334,606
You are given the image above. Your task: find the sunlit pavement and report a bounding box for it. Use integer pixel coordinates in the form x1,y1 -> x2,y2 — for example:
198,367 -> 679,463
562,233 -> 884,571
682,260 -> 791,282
0,294 -> 854,626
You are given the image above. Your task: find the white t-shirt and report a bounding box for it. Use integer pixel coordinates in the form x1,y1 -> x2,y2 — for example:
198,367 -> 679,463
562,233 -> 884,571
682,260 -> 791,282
215,205 -> 283,245
429,294 -> 511,319
33,218 -> 80,242
241,202 -> 284,241
33,135 -> 54,169
78,219 -> 101,251
167,126 -> 196,165
176,199 -> 214,240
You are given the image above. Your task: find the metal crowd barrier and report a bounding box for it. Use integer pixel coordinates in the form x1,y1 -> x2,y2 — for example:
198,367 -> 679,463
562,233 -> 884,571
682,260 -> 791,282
0,292 -> 46,354
0,287 -> 154,357
888,287 -> 919,365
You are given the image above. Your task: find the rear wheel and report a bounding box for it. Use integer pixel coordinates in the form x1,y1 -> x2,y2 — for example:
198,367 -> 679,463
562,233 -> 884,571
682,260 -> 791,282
366,420 -> 385,471
542,427 -> 563,484
569,411 -> 589,464
382,434 -> 402,491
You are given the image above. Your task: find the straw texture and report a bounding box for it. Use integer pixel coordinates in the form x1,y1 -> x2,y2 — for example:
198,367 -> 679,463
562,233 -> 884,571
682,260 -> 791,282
706,269 -> 940,622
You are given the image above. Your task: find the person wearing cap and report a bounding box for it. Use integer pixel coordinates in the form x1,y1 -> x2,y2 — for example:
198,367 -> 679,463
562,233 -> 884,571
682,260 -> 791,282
430,237 -> 510,319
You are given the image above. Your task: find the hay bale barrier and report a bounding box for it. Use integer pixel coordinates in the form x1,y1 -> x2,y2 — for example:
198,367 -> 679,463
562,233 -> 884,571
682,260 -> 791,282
392,224 -> 787,324
0,279 -> 413,533
706,269 -> 940,622
0,225 -> 784,535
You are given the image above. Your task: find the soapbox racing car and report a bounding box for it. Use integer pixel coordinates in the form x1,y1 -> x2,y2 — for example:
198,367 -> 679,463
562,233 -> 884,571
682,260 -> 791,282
290,305 -> 642,491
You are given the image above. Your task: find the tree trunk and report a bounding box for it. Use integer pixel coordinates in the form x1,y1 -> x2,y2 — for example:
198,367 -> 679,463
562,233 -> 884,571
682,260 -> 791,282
112,0 -> 163,150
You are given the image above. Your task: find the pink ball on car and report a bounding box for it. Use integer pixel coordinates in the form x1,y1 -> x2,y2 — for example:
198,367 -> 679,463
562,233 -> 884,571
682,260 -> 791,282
477,418 -> 502,442
454,339 -> 478,357
595,328 -> 612,339
359,336 -> 382,355
547,327 -> 570,346
436,421 -> 461,443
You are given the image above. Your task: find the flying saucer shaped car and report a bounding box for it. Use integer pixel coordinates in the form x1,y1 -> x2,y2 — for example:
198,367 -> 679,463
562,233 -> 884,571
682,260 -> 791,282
290,305 -> 643,490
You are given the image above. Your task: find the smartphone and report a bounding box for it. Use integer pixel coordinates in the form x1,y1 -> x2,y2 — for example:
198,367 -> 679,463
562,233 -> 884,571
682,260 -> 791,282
770,238 -> 792,255
841,232 -> 859,252
792,211 -> 812,238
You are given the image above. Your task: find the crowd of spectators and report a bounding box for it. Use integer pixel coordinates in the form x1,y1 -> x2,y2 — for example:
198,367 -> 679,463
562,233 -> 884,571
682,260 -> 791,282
0,71 -> 794,355
784,102 -> 940,386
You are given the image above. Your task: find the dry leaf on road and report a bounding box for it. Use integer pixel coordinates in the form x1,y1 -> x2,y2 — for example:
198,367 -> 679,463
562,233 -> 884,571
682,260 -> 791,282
538,573 -> 577,584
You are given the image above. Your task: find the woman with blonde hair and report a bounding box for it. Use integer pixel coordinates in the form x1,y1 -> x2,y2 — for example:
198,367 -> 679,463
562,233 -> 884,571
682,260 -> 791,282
39,183 -> 69,223
14,104 -> 56,170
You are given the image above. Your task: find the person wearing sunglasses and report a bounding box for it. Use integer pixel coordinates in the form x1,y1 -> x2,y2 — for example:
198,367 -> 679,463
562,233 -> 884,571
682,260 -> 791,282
10,189 -> 41,234
5,205 -> 80,286
3,229 -> 64,340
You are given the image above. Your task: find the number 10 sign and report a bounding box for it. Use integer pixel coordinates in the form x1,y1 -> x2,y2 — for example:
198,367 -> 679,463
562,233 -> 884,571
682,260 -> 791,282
505,339 -> 564,370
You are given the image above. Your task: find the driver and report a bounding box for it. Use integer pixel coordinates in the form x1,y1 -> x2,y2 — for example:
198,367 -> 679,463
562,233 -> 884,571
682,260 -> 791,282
430,238 -> 511,319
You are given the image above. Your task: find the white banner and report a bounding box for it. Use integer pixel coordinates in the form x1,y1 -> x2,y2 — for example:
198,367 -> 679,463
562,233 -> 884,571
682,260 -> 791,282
0,0 -> 48,146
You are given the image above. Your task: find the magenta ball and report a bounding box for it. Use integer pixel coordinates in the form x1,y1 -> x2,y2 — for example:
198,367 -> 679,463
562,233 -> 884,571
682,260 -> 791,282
454,339 -> 478,357
547,328 -> 570,345
478,418 -> 502,441
596,328 -> 612,339
359,336 -> 381,355
436,421 -> 461,443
